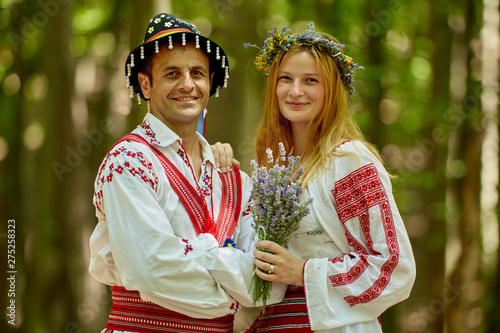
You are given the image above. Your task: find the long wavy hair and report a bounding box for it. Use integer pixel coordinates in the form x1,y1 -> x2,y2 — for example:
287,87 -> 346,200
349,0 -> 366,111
254,32 -> 384,186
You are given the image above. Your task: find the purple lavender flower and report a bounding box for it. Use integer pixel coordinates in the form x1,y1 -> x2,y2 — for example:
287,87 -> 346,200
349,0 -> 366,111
249,143 -> 314,310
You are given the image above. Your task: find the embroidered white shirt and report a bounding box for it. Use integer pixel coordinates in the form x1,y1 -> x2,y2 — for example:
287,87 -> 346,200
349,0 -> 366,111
89,113 -> 285,321
293,141 -> 416,332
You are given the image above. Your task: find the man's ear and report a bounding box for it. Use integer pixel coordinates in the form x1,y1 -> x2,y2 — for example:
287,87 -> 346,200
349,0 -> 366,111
137,72 -> 151,99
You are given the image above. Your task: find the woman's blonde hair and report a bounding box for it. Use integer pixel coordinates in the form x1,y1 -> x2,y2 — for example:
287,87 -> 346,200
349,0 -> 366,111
254,32 -> 384,186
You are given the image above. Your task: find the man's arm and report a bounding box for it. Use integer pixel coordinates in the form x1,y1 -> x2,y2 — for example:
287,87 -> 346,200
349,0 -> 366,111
90,143 -> 238,318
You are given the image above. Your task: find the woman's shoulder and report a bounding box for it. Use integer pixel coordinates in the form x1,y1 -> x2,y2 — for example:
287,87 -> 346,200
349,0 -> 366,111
333,139 -> 370,154
331,140 -> 378,163
324,140 -> 386,179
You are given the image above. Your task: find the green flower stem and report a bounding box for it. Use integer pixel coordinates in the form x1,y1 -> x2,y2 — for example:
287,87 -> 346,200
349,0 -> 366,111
251,225 -> 274,314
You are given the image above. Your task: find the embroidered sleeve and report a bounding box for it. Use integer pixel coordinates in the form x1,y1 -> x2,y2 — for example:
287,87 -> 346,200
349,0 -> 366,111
302,142 -> 416,331
93,144 -> 158,212
331,163 -> 399,306
91,141 -> 239,318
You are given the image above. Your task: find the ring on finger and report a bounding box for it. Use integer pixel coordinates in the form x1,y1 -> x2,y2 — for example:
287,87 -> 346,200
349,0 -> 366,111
267,264 -> 274,274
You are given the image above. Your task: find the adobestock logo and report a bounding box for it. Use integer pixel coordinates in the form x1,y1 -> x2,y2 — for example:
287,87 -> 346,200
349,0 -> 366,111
51,118 -> 114,182
8,0 -> 70,51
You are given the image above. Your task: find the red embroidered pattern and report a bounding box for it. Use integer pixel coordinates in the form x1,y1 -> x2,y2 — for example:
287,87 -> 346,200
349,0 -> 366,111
199,165 -> 213,197
140,121 -> 160,144
94,145 -> 159,211
177,146 -> 190,166
329,253 -> 355,265
182,238 -> 193,255
176,143 -> 212,197
330,163 -> 399,306
121,134 -> 242,246
242,201 -> 252,217
329,256 -> 368,287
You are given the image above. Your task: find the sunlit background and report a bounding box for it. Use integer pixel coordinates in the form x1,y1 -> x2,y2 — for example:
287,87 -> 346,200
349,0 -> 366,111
0,0 -> 499,332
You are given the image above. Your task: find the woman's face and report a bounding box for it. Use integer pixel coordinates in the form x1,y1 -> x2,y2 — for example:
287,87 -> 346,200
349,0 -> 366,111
276,51 -> 325,129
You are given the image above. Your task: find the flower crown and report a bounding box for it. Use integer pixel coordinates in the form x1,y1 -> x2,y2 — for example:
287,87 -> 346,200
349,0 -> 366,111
244,22 -> 364,97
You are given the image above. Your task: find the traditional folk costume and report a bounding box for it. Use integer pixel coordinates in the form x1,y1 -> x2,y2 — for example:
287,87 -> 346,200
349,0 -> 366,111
245,141 -> 416,332
238,23 -> 416,332
89,13 -> 285,333
90,113 -> 285,332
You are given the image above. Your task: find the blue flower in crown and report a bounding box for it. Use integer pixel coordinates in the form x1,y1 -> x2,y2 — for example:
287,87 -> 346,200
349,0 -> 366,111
244,22 -> 364,98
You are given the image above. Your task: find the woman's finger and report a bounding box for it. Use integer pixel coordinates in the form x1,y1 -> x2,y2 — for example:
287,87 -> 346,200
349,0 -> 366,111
210,142 -> 222,169
211,142 -> 235,172
231,158 -> 240,168
255,240 -> 282,254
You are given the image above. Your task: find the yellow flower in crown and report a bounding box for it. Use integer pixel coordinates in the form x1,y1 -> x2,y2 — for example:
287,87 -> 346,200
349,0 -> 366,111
244,22 -> 364,99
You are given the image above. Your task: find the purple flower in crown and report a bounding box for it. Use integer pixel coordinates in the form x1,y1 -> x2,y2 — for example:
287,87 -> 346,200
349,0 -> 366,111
244,22 -> 364,99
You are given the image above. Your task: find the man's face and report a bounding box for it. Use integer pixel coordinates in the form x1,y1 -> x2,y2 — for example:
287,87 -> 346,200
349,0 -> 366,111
138,42 -> 212,134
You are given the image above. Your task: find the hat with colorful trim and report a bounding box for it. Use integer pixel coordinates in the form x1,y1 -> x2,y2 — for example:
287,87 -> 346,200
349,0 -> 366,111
125,13 -> 229,104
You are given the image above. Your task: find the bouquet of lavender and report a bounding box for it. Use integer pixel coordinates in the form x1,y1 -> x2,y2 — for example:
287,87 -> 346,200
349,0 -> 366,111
249,143 -> 313,310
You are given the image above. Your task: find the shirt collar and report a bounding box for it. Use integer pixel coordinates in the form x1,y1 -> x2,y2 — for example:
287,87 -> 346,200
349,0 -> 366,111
138,113 -> 216,167
138,113 -> 179,147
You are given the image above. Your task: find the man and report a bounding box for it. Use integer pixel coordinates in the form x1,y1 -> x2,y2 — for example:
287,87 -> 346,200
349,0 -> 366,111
89,13 -> 283,333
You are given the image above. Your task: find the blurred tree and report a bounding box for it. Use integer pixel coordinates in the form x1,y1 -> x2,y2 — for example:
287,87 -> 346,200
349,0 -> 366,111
444,0 -> 485,332
21,0 -> 80,331
400,1 -> 452,333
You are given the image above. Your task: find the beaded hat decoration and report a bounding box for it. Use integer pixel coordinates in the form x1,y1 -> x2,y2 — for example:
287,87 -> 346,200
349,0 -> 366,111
244,22 -> 364,98
125,13 -> 229,105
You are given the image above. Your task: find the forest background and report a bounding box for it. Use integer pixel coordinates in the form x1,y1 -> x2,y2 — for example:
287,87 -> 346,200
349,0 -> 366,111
0,0 -> 499,332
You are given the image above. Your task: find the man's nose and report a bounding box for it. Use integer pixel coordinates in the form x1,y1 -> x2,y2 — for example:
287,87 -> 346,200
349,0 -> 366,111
178,72 -> 195,91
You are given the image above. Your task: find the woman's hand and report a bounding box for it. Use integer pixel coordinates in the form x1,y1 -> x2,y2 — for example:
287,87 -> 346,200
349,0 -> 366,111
210,142 -> 240,172
253,240 -> 305,287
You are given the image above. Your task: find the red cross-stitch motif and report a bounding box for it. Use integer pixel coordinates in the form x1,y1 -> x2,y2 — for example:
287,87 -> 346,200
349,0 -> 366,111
242,198 -> 252,217
94,145 -> 159,211
140,121 -> 160,144
330,163 -> 399,306
182,239 -> 193,255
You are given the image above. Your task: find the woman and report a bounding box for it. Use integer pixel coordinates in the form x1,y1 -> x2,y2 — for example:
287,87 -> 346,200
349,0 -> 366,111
239,23 -> 416,332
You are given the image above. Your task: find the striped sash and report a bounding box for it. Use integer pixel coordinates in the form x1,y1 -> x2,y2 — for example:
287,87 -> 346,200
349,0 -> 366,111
245,286 -> 312,332
100,134 -> 242,331
104,286 -> 233,333
115,133 -> 242,246
245,286 -> 385,332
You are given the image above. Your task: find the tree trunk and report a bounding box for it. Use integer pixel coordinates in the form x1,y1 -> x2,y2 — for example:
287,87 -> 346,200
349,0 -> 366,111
22,1 -> 78,331
445,0 -> 485,332
481,0 -> 500,332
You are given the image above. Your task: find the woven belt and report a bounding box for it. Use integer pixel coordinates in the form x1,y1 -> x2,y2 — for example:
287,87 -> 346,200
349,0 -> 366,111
105,286 -> 233,333
245,285 -> 312,332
